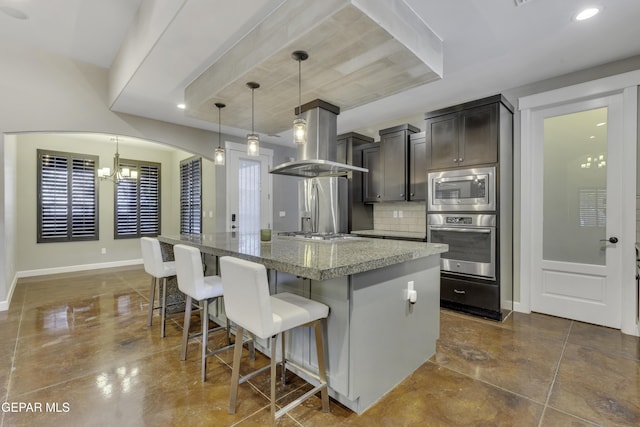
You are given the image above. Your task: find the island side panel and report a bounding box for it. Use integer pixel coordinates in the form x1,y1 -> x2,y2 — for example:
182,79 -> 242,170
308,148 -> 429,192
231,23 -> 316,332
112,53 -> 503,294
349,255 -> 441,414
275,272 -> 351,398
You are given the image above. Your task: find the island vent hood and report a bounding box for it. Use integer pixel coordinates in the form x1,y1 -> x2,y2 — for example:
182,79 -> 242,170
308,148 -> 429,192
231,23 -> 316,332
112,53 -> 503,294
270,99 -> 368,177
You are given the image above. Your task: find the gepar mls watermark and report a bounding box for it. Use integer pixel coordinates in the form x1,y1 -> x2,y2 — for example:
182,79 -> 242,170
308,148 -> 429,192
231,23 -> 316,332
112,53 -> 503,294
2,401 -> 70,413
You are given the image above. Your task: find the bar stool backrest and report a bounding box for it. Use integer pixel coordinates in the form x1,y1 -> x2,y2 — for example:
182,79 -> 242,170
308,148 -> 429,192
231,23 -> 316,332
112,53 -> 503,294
219,256 -> 274,340
174,245 -> 205,297
140,237 -> 165,277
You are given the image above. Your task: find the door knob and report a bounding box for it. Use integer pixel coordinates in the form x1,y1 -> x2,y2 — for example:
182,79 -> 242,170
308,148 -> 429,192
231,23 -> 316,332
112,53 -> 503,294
600,237 -> 618,243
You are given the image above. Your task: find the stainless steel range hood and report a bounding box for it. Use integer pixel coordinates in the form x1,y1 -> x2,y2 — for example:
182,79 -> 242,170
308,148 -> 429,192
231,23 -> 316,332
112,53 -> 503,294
270,99 -> 368,177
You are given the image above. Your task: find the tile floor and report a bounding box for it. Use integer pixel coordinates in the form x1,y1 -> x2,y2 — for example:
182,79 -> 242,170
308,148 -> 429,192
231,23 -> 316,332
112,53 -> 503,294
1,266 -> 638,426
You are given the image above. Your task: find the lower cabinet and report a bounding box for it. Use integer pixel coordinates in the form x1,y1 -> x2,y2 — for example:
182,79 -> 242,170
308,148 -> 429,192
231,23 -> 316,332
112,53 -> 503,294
440,275 -> 502,320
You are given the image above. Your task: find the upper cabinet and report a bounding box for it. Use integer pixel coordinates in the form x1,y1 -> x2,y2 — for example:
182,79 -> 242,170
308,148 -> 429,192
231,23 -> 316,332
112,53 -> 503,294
337,132 -> 374,204
377,124 -> 420,202
409,132 -> 427,201
361,143 -> 383,202
425,95 -> 513,170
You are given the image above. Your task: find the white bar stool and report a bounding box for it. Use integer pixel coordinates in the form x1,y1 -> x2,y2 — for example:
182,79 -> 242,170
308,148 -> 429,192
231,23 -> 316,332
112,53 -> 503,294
140,237 -> 176,338
174,244 -> 234,382
219,256 -> 330,425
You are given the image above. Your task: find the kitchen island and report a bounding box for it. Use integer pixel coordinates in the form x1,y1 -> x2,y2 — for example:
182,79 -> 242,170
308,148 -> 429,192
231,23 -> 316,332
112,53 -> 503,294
158,232 -> 447,414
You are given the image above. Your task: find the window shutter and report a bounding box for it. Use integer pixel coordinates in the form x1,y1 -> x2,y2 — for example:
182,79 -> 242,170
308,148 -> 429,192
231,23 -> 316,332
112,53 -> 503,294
180,157 -> 202,234
71,158 -> 98,239
140,163 -> 160,235
38,150 -> 98,243
115,159 -> 160,239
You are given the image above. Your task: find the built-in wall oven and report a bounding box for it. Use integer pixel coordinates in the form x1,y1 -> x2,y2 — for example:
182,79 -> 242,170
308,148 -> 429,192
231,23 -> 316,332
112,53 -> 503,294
427,213 -> 496,280
428,166 -> 495,212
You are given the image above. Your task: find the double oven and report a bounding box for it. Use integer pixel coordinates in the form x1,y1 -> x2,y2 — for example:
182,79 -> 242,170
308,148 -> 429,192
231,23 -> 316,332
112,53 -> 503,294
427,166 -> 502,318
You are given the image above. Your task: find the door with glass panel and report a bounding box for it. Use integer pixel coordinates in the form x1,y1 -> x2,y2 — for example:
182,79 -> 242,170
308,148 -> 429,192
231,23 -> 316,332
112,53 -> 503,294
226,142 -> 272,233
531,94 -> 622,328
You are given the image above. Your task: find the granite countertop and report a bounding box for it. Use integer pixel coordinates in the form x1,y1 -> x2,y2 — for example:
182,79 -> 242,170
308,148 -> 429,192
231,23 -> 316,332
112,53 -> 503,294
351,229 -> 427,240
158,232 -> 447,281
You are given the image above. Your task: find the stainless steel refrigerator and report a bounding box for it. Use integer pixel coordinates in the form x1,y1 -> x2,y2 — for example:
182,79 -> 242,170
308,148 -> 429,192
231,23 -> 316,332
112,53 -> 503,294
298,177 -> 348,234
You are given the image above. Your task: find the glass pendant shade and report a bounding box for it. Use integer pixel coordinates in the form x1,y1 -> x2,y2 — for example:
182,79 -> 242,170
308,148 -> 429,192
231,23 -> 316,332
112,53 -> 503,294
214,102 -> 226,166
246,82 -> 260,156
293,117 -> 307,144
247,134 -> 259,156
214,146 -> 225,166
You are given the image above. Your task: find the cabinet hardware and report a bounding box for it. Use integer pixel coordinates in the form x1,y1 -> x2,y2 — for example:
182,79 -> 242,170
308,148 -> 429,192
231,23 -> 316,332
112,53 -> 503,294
453,289 -> 466,294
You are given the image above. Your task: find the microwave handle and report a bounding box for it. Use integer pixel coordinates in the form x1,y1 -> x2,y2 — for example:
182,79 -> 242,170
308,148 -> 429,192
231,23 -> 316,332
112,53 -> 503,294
431,227 -> 492,234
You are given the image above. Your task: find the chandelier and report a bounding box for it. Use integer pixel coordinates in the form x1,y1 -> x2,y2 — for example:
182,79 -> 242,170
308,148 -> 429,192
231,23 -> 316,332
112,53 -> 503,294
97,136 -> 138,182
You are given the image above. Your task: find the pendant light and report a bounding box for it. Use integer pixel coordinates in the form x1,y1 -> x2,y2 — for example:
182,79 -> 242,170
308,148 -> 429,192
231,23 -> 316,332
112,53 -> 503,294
246,82 -> 260,156
214,102 -> 226,166
292,50 -> 308,144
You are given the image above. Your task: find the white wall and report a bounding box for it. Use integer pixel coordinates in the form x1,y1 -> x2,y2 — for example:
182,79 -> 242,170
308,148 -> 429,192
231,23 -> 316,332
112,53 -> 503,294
0,40 -> 297,309
15,133 -> 192,272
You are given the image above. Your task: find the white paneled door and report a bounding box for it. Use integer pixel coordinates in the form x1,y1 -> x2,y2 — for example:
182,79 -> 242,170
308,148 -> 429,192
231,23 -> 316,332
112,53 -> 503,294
529,95 -> 624,328
226,142 -> 272,233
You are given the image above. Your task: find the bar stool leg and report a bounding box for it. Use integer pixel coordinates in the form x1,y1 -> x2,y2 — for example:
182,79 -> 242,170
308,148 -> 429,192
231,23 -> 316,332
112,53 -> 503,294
270,335 -> 277,427
314,319 -> 330,412
147,277 -> 156,326
228,326 -> 244,414
160,278 -> 168,338
180,295 -> 193,361
281,330 -> 286,385
202,298 -> 210,382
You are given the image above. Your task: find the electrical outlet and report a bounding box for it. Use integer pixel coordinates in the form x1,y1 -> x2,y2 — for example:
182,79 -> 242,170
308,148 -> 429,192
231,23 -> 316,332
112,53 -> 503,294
398,210 -> 403,218
279,211 -> 286,217
101,248 -> 107,255
393,210 -> 398,218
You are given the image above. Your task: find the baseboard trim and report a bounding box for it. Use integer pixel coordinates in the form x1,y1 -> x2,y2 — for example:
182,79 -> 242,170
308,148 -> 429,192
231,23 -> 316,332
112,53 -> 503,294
0,274 -> 19,311
513,301 -> 530,313
16,259 -> 143,279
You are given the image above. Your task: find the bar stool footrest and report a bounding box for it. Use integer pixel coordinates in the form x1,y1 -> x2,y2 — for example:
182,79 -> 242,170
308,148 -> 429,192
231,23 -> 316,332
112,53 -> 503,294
275,383 -> 328,420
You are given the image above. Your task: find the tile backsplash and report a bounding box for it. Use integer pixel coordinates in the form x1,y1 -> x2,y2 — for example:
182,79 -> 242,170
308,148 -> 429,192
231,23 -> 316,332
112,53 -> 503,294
373,202 -> 426,233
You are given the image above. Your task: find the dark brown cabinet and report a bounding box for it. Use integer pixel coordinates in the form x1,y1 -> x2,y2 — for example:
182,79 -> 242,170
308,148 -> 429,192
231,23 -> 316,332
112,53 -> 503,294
408,132 -> 427,201
426,97 -> 504,170
377,124 -> 419,202
362,144 -> 382,202
338,132 -> 375,231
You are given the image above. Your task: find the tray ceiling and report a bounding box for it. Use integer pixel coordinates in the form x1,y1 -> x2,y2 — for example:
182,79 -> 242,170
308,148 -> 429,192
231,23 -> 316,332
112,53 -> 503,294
185,0 -> 442,136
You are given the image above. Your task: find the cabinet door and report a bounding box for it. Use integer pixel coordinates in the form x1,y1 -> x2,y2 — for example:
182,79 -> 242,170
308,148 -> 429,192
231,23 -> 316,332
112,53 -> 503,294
409,136 -> 427,201
381,130 -> 407,201
427,113 -> 459,169
351,146 -> 363,203
362,146 -> 382,202
459,103 -> 498,166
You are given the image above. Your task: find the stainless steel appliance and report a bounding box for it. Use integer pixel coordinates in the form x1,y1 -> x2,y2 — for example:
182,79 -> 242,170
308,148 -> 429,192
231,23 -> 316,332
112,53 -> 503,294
428,166 -> 496,212
270,100 -> 368,177
298,176 -> 348,235
428,213 -> 496,280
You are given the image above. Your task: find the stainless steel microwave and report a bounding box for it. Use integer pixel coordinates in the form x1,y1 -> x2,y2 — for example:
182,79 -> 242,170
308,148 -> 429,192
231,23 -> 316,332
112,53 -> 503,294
428,166 -> 496,212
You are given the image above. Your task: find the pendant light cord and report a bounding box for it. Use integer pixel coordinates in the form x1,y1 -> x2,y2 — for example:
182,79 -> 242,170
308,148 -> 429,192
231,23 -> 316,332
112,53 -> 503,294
218,107 -> 221,148
251,87 -> 255,134
298,58 -> 302,117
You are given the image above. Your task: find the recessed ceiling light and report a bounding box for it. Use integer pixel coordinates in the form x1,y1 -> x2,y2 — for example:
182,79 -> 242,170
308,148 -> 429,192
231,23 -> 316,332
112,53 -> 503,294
0,6 -> 29,20
589,135 -> 595,139
575,7 -> 600,21
596,122 -> 606,126
177,103 -> 186,110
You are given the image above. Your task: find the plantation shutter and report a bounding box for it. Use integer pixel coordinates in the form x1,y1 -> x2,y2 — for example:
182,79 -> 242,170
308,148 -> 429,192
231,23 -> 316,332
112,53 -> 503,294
180,157 -> 202,234
38,150 -> 98,242
115,160 -> 160,238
